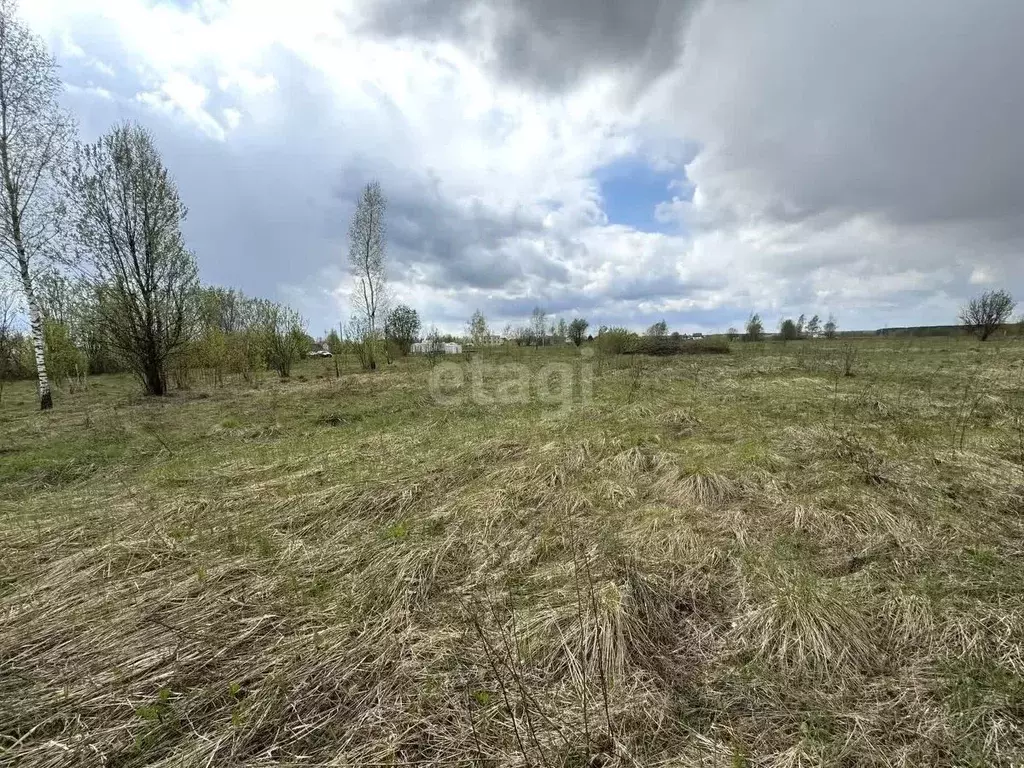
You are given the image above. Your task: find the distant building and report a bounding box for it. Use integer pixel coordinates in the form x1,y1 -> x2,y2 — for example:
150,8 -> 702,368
308,339 -> 332,357
691,332 -> 704,339
411,341 -> 463,355
476,334 -> 506,346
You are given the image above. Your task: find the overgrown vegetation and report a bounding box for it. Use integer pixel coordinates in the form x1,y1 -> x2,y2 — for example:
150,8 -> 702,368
3,337 -> 1023,766
625,336 -> 730,356
595,326 -> 729,356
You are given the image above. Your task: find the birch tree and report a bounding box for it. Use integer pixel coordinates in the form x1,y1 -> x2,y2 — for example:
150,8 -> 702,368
467,309 -> 487,345
348,181 -> 387,369
530,307 -> 547,345
0,0 -> 76,409
68,122 -> 198,396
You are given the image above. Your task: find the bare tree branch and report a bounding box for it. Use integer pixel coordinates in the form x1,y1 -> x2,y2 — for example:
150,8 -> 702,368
960,290 -> 1015,341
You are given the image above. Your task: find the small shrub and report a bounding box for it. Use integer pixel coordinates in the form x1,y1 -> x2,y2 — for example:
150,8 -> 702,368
960,289 -> 1015,341
840,343 -> 858,376
596,326 -> 635,355
625,337 -> 731,356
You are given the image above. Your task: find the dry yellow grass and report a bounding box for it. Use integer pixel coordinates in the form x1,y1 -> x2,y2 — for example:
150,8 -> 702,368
2,338 -> 1024,766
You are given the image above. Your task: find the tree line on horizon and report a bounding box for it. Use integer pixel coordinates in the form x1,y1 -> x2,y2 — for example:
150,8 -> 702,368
738,312 -> 838,342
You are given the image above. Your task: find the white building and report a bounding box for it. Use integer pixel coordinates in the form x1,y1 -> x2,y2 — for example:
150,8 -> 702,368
476,334 -> 506,346
411,341 -> 463,355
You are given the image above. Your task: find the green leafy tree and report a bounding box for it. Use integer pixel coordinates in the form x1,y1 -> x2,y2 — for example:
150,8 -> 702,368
806,314 -> 821,337
778,318 -> 799,342
347,315 -> 379,371
36,270 -> 124,375
385,304 -> 420,355
646,319 -> 668,337
596,326 -> 636,354
199,286 -> 246,333
195,325 -> 228,386
226,325 -> 265,384
568,317 -> 589,346
35,269 -> 78,328
43,319 -> 85,388
254,300 -> 307,378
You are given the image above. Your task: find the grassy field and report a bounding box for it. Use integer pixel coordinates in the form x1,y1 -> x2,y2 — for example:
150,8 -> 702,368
2,339 -> 1024,766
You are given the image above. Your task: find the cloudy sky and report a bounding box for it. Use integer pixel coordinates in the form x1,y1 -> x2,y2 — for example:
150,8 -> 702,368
22,0 -> 1024,336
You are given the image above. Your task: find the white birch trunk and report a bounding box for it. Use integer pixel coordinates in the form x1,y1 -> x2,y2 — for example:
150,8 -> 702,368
25,281 -> 50,409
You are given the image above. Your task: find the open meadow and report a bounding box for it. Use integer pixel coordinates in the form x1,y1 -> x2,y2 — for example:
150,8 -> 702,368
2,338 -> 1024,767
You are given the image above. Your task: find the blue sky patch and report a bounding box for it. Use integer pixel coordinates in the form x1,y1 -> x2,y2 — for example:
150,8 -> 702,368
594,157 -> 690,232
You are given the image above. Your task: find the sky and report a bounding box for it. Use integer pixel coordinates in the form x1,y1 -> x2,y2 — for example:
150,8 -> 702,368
20,0 -> 1024,337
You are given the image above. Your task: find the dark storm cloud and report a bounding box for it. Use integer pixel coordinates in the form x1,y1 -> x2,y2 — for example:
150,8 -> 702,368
363,0 -> 700,93
679,0 -> 1024,241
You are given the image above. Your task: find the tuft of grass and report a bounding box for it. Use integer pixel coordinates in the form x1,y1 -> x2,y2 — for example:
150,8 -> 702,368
602,444 -> 665,475
653,465 -> 739,508
732,560 -> 879,678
